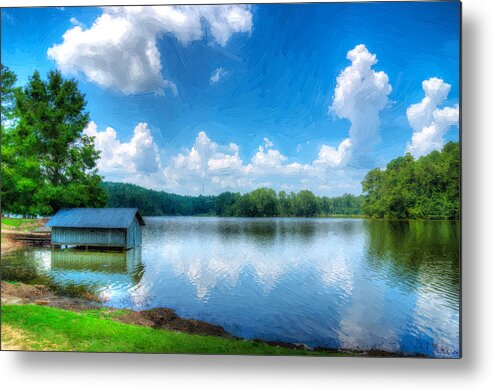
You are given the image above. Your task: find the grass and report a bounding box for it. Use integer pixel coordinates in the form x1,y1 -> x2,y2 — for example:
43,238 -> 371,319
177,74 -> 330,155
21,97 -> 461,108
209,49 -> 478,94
1,305 -> 346,356
1,217 -> 44,231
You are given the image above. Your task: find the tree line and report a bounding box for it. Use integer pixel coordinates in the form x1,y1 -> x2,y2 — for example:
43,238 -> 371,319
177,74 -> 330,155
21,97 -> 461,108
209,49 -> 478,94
103,182 -> 364,217
361,141 -> 460,220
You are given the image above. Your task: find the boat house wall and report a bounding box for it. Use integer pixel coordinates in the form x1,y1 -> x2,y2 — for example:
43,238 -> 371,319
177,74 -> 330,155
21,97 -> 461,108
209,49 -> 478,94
46,208 -> 145,250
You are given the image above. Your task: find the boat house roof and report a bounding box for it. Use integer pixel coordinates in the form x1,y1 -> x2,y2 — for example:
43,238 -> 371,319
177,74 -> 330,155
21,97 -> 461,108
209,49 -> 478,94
46,208 -> 145,229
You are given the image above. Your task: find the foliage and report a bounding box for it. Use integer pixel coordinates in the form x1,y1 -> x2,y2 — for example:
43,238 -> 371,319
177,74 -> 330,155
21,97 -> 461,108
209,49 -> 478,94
361,142 -> 460,220
103,182 -> 364,217
103,182 -> 217,216
1,305 -> 343,355
0,64 -> 18,128
233,188 -> 280,217
318,193 -> 363,216
1,67 -> 106,216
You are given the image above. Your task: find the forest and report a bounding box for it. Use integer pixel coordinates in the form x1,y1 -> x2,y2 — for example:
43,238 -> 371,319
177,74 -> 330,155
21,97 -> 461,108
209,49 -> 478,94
361,141 -> 460,220
103,182 -> 364,217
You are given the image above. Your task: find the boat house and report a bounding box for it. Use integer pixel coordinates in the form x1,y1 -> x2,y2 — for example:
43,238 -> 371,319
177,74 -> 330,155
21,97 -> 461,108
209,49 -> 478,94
46,208 -> 145,250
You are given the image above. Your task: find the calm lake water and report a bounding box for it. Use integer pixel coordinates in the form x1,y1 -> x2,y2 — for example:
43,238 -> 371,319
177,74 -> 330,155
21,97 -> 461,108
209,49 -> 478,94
2,217 -> 460,357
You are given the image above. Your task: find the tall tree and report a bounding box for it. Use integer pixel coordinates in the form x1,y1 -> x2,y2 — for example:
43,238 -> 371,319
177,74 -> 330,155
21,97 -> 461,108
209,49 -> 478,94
0,65 -> 36,216
294,190 -> 319,217
4,69 -> 106,215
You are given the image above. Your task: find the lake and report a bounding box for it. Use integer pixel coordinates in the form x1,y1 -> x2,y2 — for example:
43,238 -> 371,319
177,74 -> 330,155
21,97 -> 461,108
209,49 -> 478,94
1,217 -> 460,357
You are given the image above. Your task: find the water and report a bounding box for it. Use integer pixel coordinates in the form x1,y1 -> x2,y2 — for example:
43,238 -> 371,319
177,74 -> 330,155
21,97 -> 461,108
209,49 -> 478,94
1,217 -> 460,357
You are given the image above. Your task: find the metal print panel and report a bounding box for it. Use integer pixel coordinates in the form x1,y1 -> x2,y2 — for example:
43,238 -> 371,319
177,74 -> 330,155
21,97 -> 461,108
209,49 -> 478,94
0,1 -> 461,358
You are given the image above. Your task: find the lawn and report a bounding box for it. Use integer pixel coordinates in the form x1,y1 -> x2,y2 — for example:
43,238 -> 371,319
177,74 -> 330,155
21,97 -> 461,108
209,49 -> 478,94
1,305 -> 345,356
1,217 -> 44,231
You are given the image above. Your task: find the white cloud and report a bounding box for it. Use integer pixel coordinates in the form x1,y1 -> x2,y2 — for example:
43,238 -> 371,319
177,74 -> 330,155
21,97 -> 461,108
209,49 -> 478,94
210,67 -> 227,84
315,138 -> 352,168
244,138 -> 312,179
406,77 -> 459,158
80,44 -> 393,195
162,132 -> 313,193
181,132 -> 361,194
86,121 -> 365,195
48,5 -> 253,95
163,131 -> 248,193
321,44 -> 392,168
70,17 -> 82,26
84,121 -> 162,181
200,5 -> 253,46
250,146 -> 287,170
263,137 -> 273,148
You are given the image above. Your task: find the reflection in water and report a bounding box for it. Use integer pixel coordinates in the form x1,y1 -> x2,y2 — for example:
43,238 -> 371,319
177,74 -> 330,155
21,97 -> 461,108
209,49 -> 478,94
1,217 -> 459,357
364,221 -> 459,302
2,248 -> 144,299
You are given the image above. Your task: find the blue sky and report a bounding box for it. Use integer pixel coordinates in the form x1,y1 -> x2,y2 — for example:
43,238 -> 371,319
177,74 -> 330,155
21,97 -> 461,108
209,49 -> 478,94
1,2 -> 460,196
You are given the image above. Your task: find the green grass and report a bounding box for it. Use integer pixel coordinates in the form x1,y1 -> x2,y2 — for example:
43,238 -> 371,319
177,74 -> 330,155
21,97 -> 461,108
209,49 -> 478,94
1,305 -> 345,356
2,217 -> 32,227
1,217 -> 42,231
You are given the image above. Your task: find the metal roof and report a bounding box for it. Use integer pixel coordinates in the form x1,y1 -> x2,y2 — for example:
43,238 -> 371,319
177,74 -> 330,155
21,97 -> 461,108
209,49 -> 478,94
46,208 -> 145,229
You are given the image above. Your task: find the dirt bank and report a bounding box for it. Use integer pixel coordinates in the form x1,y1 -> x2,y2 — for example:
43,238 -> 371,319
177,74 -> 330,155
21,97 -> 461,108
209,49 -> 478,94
1,234 -> 24,255
1,281 -> 100,311
1,218 -> 49,255
1,281 -> 231,338
115,308 -> 233,338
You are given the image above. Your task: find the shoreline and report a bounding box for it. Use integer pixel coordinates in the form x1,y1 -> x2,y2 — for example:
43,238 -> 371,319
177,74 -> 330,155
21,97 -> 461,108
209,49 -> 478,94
1,281 -> 426,357
144,214 -> 458,222
1,217 -> 50,255
1,232 -> 25,255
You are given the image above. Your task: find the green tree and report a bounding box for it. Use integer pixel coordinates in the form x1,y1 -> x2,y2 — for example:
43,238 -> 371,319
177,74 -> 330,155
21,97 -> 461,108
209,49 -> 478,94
294,190 -> 319,217
234,188 -> 279,217
3,69 -> 106,215
1,64 -> 18,127
1,65 -> 40,216
253,188 -> 279,217
278,190 -> 292,216
215,191 -> 241,216
361,143 -> 459,220
103,182 -> 366,218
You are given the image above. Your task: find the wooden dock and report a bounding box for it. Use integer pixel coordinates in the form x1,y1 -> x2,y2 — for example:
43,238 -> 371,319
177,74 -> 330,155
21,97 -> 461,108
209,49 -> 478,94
2,231 -> 52,246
